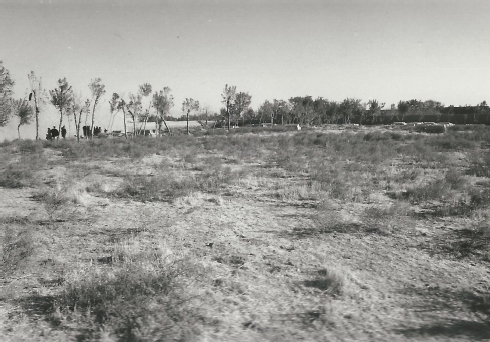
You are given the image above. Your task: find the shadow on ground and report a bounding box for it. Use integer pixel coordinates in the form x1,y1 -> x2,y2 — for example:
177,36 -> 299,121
396,285 -> 490,339
398,319 -> 490,340
417,228 -> 490,261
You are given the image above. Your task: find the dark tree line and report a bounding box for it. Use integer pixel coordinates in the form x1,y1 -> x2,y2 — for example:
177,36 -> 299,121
216,92 -> 490,127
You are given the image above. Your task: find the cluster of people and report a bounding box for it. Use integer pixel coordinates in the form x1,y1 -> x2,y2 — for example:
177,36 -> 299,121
82,126 -> 105,138
46,126 -> 66,140
46,125 -> 108,140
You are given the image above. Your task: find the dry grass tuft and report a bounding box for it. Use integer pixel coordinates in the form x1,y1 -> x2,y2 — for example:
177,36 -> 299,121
303,266 -> 346,296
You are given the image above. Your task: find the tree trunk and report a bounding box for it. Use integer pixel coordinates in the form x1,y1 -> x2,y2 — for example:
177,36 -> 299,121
91,100 -> 97,139
58,110 -> 63,140
143,117 -> 148,136
227,102 -> 230,131
67,114 -> 71,137
17,123 -> 21,139
73,112 -> 78,142
187,110 -> 189,135
122,108 -> 128,139
162,116 -> 170,135
75,109 -> 83,142
33,91 -> 39,140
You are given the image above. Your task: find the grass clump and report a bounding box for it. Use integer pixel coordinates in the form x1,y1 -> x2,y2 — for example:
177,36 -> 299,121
113,174 -> 198,202
303,267 -> 346,296
361,203 -> 409,234
467,153 -> 490,177
17,139 -> 44,154
406,179 -> 448,203
52,246 -> 202,341
0,164 -> 33,188
2,217 -> 35,273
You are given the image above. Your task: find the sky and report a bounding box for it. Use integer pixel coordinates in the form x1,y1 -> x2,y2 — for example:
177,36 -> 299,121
1,0 -> 490,139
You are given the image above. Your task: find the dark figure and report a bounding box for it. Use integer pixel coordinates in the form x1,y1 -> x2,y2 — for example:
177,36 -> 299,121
104,128 -> 108,133
46,128 -> 52,140
61,126 -> 67,139
51,126 -> 59,139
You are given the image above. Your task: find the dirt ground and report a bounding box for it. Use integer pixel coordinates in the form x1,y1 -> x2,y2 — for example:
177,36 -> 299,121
1,129 -> 490,341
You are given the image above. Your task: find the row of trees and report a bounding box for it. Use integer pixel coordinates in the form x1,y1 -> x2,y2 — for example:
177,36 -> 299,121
0,62 -> 178,140
221,94 -> 490,127
3,60 -> 490,140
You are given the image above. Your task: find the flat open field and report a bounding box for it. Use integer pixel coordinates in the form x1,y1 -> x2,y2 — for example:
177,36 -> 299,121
1,125 -> 490,341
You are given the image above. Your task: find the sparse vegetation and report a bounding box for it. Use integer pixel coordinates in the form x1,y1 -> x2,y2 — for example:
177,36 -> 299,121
2,126 -> 490,341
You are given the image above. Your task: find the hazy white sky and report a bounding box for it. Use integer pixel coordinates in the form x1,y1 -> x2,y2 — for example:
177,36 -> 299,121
1,0 -> 490,139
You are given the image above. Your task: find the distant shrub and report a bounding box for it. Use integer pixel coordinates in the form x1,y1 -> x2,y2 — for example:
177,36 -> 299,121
17,139 -> 43,154
445,170 -> 466,190
113,175 -> 198,202
363,132 -> 391,141
424,125 -> 446,134
412,125 -> 444,134
447,124 -> 482,132
406,179 -> 448,203
467,153 -> 490,177
429,133 -> 478,151
361,203 -> 409,234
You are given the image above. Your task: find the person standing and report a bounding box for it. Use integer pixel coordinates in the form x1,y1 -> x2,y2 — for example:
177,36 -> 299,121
51,126 -> 59,139
61,126 -> 67,139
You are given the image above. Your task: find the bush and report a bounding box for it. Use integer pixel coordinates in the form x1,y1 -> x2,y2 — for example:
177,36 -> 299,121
0,165 -> 29,188
303,267 -> 345,296
17,139 -> 44,154
424,125 -> 446,134
2,218 -> 35,273
467,153 -> 490,177
406,179 -> 448,203
429,133 -> 478,151
57,253 -> 201,341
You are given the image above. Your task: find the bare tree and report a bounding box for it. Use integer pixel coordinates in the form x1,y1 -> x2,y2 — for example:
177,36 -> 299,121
27,71 -> 47,139
199,103 -> 211,127
50,78 -> 73,140
88,78 -> 106,138
11,97 -> 34,139
138,83 -> 152,135
182,98 -> 200,134
221,84 -> 236,130
152,87 -> 173,136
117,97 -> 128,139
108,93 -> 120,132
126,92 -> 141,137
71,92 -> 90,142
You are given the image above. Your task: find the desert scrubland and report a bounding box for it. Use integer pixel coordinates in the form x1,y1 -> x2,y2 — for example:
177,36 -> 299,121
1,125 -> 490,341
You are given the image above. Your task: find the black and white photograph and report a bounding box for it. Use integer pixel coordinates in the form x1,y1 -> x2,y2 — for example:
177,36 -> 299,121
1,0 -> 489,340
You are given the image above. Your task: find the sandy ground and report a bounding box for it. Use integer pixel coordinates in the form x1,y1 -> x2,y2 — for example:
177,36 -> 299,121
1,138 -> 490,341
